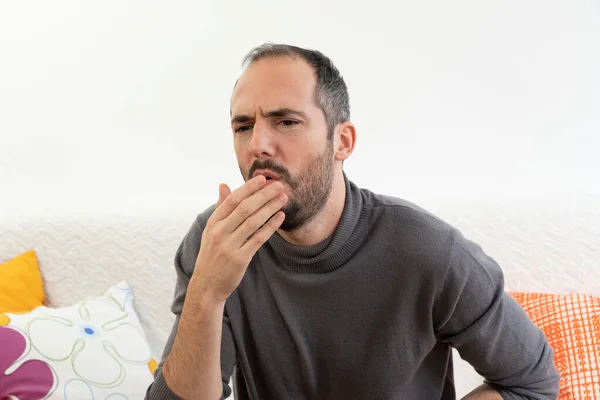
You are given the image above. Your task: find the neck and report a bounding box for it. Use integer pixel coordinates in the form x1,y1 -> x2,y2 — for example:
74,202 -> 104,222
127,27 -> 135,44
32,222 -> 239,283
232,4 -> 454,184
277,168 -> 346,247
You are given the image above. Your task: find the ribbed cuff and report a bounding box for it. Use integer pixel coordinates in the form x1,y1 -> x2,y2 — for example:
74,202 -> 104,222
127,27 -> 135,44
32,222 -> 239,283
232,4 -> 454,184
146,369 -> 184,400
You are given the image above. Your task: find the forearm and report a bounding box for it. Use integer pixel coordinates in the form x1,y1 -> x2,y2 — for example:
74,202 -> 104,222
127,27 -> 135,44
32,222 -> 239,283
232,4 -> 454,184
162,279 -> 225,400
462,384 -> 503,400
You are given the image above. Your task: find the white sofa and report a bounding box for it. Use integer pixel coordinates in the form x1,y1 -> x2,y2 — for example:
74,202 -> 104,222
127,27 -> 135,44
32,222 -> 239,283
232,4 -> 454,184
1,199 -> 598,398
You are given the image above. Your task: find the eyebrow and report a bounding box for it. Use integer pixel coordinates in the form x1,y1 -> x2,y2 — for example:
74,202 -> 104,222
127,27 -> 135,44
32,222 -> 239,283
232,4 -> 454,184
231,108 -> 308,126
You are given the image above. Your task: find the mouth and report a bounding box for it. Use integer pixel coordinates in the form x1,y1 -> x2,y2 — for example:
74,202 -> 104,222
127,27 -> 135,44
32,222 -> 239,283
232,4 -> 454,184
253,170 -> 281,181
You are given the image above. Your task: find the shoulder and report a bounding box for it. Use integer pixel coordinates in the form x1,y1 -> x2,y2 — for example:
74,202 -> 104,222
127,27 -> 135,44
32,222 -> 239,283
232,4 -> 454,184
360,187 -> 457,247
357,186 -> 500,292
357,186 -> 463,275
360,186 -> 439,219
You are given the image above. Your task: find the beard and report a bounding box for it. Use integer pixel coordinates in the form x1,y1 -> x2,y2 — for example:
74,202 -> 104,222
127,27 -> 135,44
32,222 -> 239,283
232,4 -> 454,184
241,140 -> 334,232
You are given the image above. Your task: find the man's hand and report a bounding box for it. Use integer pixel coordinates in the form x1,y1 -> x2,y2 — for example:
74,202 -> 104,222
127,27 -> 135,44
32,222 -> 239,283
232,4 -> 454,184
462,384 -> 503,400
191,175 -> 288,303
160,176 -> 287,399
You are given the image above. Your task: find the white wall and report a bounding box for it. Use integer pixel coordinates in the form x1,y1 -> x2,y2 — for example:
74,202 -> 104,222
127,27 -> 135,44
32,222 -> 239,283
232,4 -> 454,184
1,0 -> 599,217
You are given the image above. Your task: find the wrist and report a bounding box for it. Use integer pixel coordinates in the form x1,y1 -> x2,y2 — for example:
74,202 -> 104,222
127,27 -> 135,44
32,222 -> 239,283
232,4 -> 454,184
187,275 -> 227,310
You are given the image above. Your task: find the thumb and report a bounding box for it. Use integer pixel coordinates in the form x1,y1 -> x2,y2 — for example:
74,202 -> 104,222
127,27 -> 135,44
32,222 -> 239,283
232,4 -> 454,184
217,183 -> 231,208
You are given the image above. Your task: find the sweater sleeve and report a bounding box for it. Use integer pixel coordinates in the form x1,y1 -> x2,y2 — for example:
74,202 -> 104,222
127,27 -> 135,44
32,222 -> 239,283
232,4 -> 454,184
145,209 -> 238,400
433,230 -> 560,400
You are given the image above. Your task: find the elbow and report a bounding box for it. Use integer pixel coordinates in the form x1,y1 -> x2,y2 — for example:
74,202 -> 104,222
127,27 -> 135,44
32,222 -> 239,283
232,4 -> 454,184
488,344 -> 561,400
490,375 -> 560,400
540,369 -> 561,400
487,371 -> 560,400
531,343 -> 561,400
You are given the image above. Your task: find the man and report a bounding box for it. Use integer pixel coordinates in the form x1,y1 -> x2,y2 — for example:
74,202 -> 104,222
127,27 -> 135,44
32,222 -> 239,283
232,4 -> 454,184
146,43 -> 560,400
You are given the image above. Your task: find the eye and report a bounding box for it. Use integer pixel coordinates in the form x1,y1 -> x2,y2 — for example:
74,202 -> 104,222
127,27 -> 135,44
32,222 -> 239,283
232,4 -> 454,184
279,120 -> 299,127
235,125 -> 252,133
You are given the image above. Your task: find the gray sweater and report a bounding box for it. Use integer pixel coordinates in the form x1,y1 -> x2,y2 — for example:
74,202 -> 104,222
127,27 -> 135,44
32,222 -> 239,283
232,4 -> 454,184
146,174 -> 560,400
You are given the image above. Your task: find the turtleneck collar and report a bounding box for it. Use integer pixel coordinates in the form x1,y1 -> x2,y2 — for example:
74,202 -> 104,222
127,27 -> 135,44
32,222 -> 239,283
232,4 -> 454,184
266,172 -> 367,273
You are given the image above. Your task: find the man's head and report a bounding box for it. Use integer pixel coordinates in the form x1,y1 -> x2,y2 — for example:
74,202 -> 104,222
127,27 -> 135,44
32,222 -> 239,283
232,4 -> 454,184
230,43 -> 355,232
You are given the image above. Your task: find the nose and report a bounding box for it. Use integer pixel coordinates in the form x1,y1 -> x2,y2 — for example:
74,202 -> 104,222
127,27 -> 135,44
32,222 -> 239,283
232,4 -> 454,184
248,120 -> 276,159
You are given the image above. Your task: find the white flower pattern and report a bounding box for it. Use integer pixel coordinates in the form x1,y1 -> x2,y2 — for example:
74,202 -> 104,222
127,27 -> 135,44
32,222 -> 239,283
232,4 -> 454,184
24,290 -> 152,388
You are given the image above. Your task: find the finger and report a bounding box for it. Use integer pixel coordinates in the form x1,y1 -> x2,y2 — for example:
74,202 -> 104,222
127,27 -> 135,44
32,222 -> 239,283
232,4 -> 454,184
219,181 -> 285,235
239,211 -> 285,254
228,193 -> 288,248
216,183 -> 231,208
211,175 -> 267,221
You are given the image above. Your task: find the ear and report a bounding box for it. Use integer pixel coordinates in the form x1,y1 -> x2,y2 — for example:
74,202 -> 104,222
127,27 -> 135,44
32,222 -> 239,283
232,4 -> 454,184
334,122 -> 356,162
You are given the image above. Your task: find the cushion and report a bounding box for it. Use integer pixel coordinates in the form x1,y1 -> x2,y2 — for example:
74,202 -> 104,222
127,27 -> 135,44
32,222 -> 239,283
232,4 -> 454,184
0,281 -> 158,399
509,291 -> 600,399
0,250 -> 44,314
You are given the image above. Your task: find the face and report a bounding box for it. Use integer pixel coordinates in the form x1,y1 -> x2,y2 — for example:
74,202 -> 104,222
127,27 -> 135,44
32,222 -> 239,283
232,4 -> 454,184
230,56 -> 335,231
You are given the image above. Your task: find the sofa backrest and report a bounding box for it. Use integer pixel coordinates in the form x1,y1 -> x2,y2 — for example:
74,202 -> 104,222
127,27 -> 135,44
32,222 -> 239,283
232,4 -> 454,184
1,200 -> 598,377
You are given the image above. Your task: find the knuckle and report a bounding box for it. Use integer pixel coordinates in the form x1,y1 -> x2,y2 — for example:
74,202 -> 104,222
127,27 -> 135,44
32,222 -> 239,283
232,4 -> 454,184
237,202 -> 251,217
227,193 -> 241,207
205,217 -> 217,229
243,214 -> 261,231
252,230 -> 268,245
211,226 -> 224,244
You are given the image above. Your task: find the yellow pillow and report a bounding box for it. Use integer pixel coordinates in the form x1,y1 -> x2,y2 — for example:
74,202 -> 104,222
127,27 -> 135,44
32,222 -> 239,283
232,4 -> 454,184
509,291 -> 600,400
0,250 -> 45,318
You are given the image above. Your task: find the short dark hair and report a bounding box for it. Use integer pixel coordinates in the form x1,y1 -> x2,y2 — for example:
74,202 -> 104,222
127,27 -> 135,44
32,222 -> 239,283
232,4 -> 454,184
241,43 -> 350,139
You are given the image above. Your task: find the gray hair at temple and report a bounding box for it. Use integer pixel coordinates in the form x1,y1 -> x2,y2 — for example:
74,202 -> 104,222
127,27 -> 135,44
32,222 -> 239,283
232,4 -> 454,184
241,43 -> 350,140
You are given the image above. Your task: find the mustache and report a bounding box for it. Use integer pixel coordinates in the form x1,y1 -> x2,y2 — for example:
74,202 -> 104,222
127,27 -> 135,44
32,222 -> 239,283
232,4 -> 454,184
248,160 -> 293,186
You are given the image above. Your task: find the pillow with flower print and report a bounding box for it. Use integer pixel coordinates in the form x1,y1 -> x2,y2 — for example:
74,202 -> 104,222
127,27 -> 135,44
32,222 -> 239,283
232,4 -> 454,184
0,281 -> 158,400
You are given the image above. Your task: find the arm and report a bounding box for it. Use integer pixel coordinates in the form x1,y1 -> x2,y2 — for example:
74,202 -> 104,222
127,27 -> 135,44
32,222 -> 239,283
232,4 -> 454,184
146,176 -> 288,399
145,212 -> 237,400
434,230 -> 560,400
162,280 -> 228,399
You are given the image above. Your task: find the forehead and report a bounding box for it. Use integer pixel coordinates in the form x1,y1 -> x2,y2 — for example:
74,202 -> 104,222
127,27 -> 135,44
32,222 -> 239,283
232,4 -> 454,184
231,56 -> 318,115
